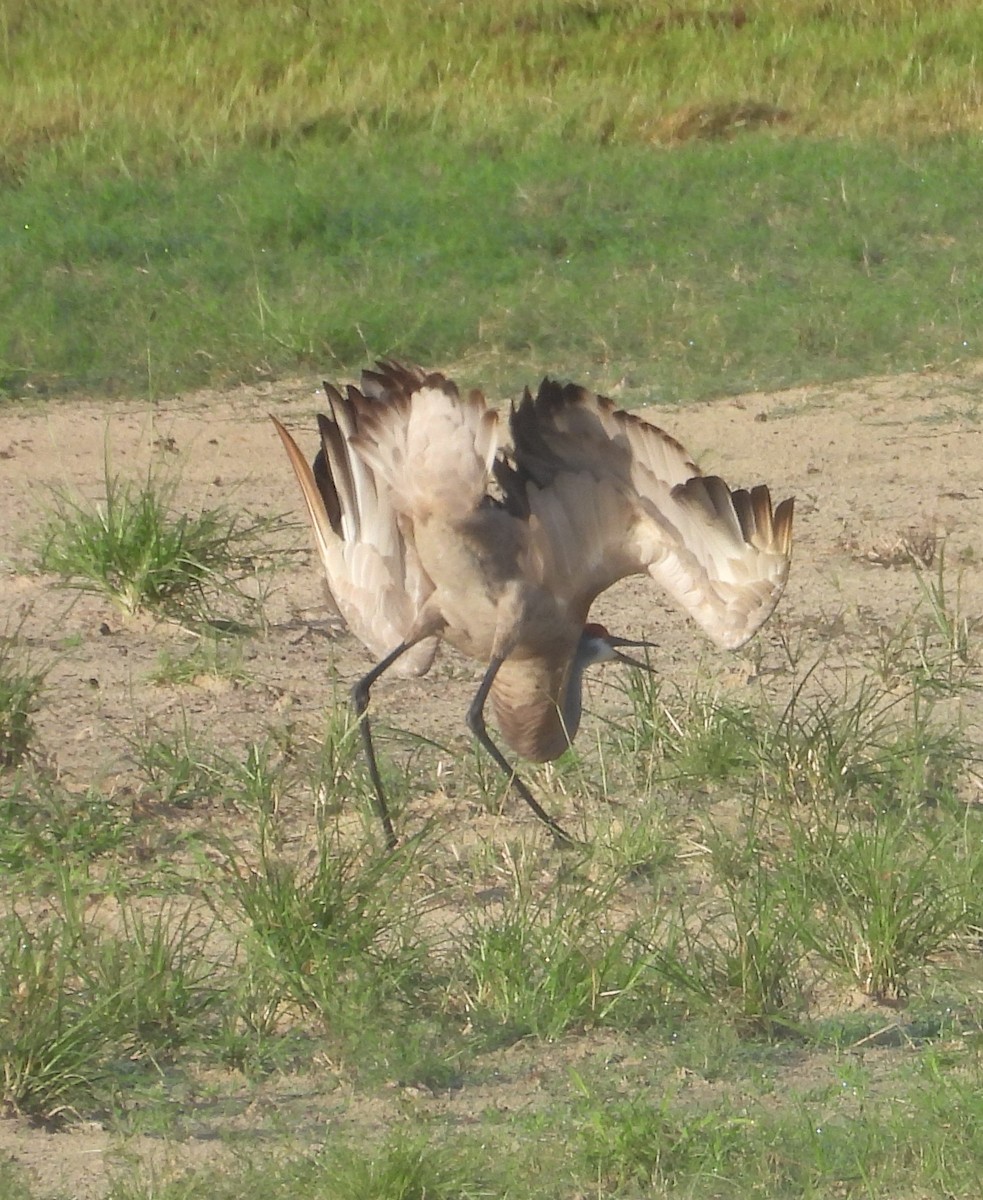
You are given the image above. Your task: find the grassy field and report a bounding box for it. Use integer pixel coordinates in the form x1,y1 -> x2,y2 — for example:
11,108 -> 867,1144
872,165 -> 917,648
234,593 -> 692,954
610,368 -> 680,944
3,0 -> 983,400
5,134 -> 983,401
4,3 -> 983,1197
3,518 -> 983,1197
5,0 -> 983,166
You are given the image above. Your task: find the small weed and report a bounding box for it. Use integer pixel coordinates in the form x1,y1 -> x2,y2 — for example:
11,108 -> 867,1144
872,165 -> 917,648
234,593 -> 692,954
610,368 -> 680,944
232,738 -> 288,815
35,464 -> 278,624
762,673 -> 889,807
871,548 -> 978,695
842,523 -> 938,569
127,720 -> 227,809
0,637 -> 44,769
0,1159 -> 32,1200
911,546 -> 978,692
635,875 -> 806,1032
215,821 -> 426,1028
374,1024 -> 468,1093
210,961 -> 285,1071
149,636 -> 250,686
307,704 -> 376,821
0,910 -> 110,1120
127,721 -> 289,815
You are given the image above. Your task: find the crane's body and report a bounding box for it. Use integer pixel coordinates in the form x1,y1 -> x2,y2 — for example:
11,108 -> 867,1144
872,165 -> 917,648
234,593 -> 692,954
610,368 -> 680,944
273,361 -> 794,846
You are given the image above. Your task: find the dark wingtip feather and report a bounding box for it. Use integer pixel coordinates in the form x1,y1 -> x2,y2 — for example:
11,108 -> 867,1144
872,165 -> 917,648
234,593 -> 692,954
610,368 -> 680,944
314,412 -> 348,534
773,496 -> 795,554
739,486 -> 795,554
534,376 -> 617,416
674,475 -> 737,530
675,478 -> 795,556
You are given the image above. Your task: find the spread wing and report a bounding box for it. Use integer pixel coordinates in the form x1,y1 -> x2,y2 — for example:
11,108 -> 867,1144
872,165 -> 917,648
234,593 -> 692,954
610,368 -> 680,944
507,380 -> 794,650
272,383 -> 440,676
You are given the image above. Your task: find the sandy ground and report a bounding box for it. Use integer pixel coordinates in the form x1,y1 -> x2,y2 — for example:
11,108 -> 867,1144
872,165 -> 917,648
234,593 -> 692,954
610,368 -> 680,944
2,361 -> 982,1194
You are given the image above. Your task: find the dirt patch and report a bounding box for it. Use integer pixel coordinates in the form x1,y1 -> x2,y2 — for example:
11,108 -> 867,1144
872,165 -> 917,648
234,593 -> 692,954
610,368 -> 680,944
2,362 -> 983,1194
4,364 -> 981,799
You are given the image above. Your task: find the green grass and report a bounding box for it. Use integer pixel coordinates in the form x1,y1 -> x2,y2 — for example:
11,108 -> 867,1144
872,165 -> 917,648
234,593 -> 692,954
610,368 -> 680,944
0,635 -> 43,768
1,661 -> 982,1187
149,636 -> 250,687
5,0 -> 983,402
0,894 -> 231,1120
0,1159 -> 33,1200
447,855 -> 658,1042
33,464 -> 281,624
0,775 -> 130,876
573,1057 -> 983,1196
4,2 -> 983,400
215,820 -> 428,1032
793,809 -> 972,999
125,721 -> 297,818
127,721 -> 243,810
102,1136 -> 498,1200
5,0 -> 983,175
52,1045 -> 983,1198
0,907 -> 111,1119
4,134 -> 983,400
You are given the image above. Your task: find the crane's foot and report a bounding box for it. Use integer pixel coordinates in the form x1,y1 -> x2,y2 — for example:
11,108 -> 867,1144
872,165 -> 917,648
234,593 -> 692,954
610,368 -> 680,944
549,823 -> 585,850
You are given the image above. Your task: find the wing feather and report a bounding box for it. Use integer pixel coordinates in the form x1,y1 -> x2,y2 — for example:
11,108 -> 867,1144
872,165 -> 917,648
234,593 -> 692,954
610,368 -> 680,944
510,380 -> 794,650
272,402 -> 440,676
350,364 -> 499,521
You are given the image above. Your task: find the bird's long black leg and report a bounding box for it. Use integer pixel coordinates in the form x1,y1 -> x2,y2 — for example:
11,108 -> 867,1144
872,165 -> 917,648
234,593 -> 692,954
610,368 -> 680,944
466,656 -> 575,847
351,641 -> 420,849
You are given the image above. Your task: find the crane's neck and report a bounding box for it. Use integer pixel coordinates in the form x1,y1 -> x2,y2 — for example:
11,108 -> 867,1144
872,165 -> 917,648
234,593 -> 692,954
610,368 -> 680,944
489,632 -> 610,763
557,634 -> 601,744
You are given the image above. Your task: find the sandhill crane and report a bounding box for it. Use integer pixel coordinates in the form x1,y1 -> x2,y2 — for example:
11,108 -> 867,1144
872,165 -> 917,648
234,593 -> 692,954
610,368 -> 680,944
273,361 -> 794,847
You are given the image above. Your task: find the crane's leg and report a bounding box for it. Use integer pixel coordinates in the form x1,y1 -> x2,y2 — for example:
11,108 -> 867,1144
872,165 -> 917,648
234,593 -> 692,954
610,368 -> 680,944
351,641 -> 420,849
466,655 -> 575,847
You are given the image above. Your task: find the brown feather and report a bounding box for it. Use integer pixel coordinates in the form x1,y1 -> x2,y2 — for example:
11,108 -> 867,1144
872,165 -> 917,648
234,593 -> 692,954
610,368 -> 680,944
489,656 -> 575,762
271,404 -> 439,677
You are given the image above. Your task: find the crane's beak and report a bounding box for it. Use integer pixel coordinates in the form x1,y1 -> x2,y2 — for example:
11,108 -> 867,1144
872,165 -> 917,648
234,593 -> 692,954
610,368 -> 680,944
607,635 -> 658,673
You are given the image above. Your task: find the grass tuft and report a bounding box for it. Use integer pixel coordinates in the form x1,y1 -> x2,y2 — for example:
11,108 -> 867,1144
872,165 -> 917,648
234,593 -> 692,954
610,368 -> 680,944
303,1135 -> 487,1200
578,1090 -> 750,1192
73,902 -> 223,1057
149,635 -> 250,687
0,775 -> 130,876
0,909 -> 109,1120
791,811 -> 971,999
34,464 -> 279,625
0,637 -> 44,769
215,819 -> 427,1031
447,845 -> 658,1042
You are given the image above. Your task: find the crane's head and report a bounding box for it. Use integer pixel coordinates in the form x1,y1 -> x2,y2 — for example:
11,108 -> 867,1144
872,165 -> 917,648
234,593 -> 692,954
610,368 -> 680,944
579,623 -> 657,672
